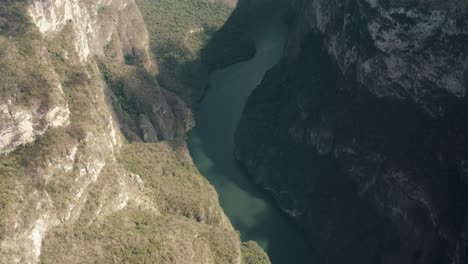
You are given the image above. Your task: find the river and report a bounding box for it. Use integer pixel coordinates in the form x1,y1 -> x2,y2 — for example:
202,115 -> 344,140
187,3 -> 315,263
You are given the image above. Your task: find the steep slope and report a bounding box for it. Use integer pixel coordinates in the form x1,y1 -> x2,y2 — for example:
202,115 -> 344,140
236,0 -> 468,263
0,0 -> 267,263
136,0 -> 235,106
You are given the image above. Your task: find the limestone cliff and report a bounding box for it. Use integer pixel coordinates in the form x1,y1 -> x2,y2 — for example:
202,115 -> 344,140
0,0 -> 266,263
236,0 -> 468,263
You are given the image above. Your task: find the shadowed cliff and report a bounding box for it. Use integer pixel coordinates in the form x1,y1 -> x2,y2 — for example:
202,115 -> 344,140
235,0 -> 468,263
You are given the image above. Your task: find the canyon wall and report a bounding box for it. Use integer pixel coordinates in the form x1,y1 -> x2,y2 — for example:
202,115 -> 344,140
236,0 -> 468,263
0,0 -> 267,263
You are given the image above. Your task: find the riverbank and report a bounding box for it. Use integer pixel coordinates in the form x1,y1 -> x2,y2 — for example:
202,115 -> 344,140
187,2 -> 316,263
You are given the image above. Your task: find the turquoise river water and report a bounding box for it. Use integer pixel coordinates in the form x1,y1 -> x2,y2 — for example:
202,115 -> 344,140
187,3 -> 315,263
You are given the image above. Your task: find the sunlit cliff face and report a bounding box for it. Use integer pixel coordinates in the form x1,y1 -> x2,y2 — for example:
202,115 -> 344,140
0,1 -> 260,263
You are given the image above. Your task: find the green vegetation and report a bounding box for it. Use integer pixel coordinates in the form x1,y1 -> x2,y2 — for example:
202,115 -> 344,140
241,241 -> 271,264
46,21 -> 154,141
0,2 -> 267,263
98,47 -> 168,141
98,60 -> 147,139
0,1 -> 66,107
136,0 -> 235,104
136,0 -> 233,63
119,142 -> 225,224
45,22 -> 97,123
200,3 -> 256,70
0,128 -> 75,239
45,23 -> 83,80
0,153 -> 21,239
41,208 -> 241,264
0,2 -> 79,241
0,29 -> 53,107
0,0 -> 29,37
0,8 -> 100,230
40,210 -> 166,263
40,142 -> 244,263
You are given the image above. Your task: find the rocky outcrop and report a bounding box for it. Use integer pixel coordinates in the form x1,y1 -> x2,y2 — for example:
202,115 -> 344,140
27,0 -> 192,143
0,0 -> 265,263
28,0 -> 152,65
291,0 -> 468,117
0,1 -> 129,256
0,25 -> 70,156
236,0 -> 468,263
0,89 -> 70,156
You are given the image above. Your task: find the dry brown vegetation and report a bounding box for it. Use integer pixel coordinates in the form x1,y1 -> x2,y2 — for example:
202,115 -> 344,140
0,1 -> 269,263
40,142 -> 243,263
241,241 -> 271,264
119,142 -> 227,224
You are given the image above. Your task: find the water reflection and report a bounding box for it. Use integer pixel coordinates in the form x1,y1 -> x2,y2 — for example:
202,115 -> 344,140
187,3 -> 316,263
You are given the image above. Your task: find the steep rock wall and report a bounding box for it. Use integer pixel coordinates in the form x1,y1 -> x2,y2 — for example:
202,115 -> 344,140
235,0 -> 468,263
28,0 -> 152,64
291,0 -> 468,117
0,0 -> 264,263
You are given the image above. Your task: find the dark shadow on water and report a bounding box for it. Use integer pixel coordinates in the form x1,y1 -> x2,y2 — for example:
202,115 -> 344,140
187,1 -> 318,263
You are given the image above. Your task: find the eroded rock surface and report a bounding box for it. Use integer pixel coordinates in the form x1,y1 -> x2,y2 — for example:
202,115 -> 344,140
236,0 -> 468,263
0,0 -> 266,263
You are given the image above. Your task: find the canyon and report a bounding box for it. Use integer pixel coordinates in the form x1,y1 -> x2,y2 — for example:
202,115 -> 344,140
0,0 -> 268,263
1,0 -> 467,263
235,0 -> 468,263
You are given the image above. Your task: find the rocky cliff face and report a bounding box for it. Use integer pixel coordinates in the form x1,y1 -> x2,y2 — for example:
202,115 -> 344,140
291,0 -> 468,117
0,0 -> 267,263
236,0 -> 468,263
